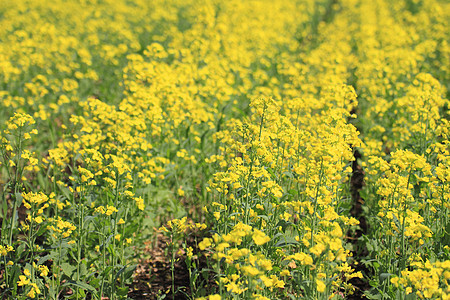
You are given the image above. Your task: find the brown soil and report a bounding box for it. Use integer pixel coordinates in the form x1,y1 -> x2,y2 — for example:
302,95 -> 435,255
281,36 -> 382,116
346,149 -> 371,299
128,231 -> 215,300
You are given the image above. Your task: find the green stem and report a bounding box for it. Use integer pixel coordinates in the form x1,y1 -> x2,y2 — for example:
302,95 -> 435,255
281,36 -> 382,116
55,236 -> 63,300
28,212 -> 35,266
3,255 -> 9,292
9,129 -> 23,246
171,232 -> 175,300
76,196 -> 85,300
100,225 -> 107,299
310,159 -> 324,246
111,173 -> 121,300
400,167 -> 413,273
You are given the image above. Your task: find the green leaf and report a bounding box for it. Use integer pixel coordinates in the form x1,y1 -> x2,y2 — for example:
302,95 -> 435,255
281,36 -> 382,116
63,280 -> 97,294
275,236 -> 299,247
364,290 -> 382,300
36,224 -> 49,237
37,253 -> 56,265
61,262 -> 76,277
115,264 -> 137,282
59,186 -> 72,203
266,167 -> 276,178
283,171 -> 294,178
405,293 -> 417,300
83,216 -> 96,227
37,172 -> 48,191
14,192 -> 23,204
1,196 -> 7,219
116,286 -> 129,296
288,189 -> 298,196
257,215 -> 269,221
275,219 -> 293,231
379,273 -> 392,282
100,266 -> 113,277
89,277 -> 100,289
157,294 -> 167,300
16,243 -> 26,259
369,280 -> 378,287
79,260 -> 88,277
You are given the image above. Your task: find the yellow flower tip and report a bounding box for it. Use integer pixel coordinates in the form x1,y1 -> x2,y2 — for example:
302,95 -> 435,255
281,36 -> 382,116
39,265 -> 49,277
27,289 -> 36,298
199,238 -> 212,250
17,275 -> 30,286
252,229 -> 271,245
316,279 -> 326,293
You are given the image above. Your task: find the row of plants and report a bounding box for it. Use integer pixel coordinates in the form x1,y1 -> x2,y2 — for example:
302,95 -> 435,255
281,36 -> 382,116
351,1 -> 450,298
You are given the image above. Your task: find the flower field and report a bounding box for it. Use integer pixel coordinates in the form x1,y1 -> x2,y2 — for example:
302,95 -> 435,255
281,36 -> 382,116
0,0 -> 449,299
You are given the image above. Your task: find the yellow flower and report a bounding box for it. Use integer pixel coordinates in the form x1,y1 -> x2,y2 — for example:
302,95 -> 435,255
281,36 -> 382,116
199,238 -> 212,250
105,205 -> 118,216
27,288 -> 36,298
0,245 -> 14,256
257,258 -> 272,271
225,281 -> 247,294
285,252 -> 313,265
186,247 -> 194,259
38,265 -> 49,277
193,223 -> 207,230
216,242 -> 230,252
252,229 -> 270,245
260,275 -> 273,287
310,242 -> 326,256
17,275 -> 30,286
272,276 -> 285,288
134,197 -> 145,211
316,279 -> 326,293
241,265 -> 260,277
34,216 -> 43,224
159,226 -> 168,233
